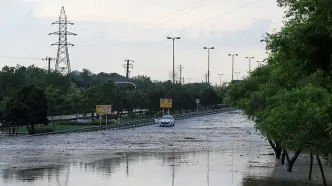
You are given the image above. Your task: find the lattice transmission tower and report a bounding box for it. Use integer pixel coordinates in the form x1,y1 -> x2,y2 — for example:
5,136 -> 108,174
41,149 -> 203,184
49,6 -> 77,75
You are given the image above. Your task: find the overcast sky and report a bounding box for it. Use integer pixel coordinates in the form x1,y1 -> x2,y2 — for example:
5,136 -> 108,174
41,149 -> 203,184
0,0 -> 284,84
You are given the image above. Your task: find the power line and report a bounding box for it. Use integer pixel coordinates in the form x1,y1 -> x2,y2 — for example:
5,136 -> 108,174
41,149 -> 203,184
97,0 -> 216,45
80,0 -> 261,48
150,0 -> 214,28
168,0 -> 262,34
79,0 -> 212,48
0,56 -> 42,60
106,0 -> 165,25
85,0 -> 124,19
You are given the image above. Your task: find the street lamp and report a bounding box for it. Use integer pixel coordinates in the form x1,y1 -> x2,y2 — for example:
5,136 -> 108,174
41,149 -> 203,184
235,72 -> 240,80
203,47 -> 214,84
245,56 -> 254,73
228,54 -> 238,81
167,36 -> 181,84
218,73 -> 223,86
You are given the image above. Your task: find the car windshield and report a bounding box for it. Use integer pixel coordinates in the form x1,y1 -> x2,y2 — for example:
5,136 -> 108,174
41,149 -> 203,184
162,116 -> 172,119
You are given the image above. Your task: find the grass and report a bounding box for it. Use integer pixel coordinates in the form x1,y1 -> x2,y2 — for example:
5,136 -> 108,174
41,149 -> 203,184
15,114 -> 151,134
16,124 -> 98,134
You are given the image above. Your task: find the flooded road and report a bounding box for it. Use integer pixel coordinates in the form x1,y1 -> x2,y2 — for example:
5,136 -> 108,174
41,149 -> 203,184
1,150 -> 330,186
0,111 -> 331,185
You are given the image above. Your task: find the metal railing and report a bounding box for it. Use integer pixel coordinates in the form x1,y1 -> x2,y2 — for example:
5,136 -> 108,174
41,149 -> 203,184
22,107 -> 236,137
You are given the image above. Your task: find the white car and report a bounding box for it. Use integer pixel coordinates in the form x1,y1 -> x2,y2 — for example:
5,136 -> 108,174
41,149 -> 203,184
159,115 -> 175,127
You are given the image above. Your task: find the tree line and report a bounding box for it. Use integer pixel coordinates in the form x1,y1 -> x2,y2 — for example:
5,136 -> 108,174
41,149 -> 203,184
0,65 -> 226,134
225,0 -> 332,185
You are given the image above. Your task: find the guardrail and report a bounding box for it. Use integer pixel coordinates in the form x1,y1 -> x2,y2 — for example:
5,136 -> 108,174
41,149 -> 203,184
48,109 -> 148,122
25,107 -> 236,137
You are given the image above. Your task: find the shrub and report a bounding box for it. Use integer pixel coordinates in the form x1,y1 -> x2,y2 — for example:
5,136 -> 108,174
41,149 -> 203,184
34,127 -> 54,134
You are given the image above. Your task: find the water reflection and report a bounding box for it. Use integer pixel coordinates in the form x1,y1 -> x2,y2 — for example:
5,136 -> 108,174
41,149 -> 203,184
0,149 -> 331,186
2,166 -> 62,182
242,177 -> 325,186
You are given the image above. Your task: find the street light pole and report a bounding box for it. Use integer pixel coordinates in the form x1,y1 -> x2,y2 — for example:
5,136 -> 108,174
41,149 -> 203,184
218,73 -> 223,86
245,56 -> 254,74
167,36 -> 181,84
228,54 -> 238,81
204,47 -> 214,84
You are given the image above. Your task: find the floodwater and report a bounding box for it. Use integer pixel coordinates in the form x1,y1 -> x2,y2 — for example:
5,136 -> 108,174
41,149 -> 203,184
0,111 -> 331,186
1,150 -> 331,186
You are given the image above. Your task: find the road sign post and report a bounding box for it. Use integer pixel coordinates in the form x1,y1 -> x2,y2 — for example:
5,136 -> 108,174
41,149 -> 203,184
96,105 -> 112,126
160,98 -> 173,116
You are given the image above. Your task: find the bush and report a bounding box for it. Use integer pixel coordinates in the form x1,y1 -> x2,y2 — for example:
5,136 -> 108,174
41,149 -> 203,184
104,114 -> 119,120
145,110 -> 156,116
325,154 -> 332,166
34,127 -> 54,134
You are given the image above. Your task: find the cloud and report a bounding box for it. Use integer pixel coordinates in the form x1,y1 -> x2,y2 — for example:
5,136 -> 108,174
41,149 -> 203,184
30,0 -> 282,31
0,0 -> 284,84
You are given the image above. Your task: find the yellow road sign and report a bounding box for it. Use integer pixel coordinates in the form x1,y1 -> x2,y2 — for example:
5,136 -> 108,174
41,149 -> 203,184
160,98 -> 172,108
96,105 -> 112,115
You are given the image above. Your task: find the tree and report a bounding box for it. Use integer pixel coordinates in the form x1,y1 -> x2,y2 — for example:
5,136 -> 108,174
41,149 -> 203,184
260,84 -> 332,172
226,0 -> 332,185
112,88 -> 126,116
131,75 -> 154,89
2,85 -> 49,134
0,63 -> 225,134
45,85 -> 65,124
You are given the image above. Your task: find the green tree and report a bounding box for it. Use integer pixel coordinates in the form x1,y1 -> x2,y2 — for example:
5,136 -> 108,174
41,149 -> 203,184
2,85 -> 49,134
45,85 -> 65,123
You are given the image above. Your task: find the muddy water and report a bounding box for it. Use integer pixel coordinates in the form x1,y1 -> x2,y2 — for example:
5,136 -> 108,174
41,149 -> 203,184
0,149 -> 330,186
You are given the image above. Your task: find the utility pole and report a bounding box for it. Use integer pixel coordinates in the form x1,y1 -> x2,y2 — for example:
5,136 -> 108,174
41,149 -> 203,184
235,72 -> 240,80
177,65 -> 184,84
124,59 -> 134,79
49,6 -> 77,75
218,73 -> 223,86
228,54 -> 238,81
182,77 -> 185,84
246,56 -> 254,73
167,36 -> 181,84
42,57 -> 55,74
203,47 -> 214,84
205,73 -> 208,83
